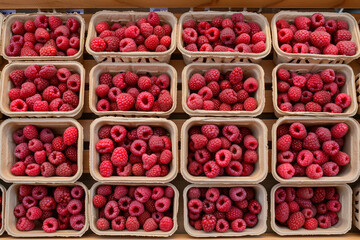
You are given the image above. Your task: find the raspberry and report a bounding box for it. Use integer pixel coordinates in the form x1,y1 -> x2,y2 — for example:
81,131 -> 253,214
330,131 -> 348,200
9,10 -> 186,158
303,132 -> 320,151
297,150 -> 314,167
42,217 -> 58,233
278,28 -> 293,43
116,93 -> 135,111
125,216 -> 140,231
306,163 -> 323,179
275,202 -> 289,223
67,74 -> 81,92
215,149 -> 231,167
277,163 -> 295,179
90,37 -> 106,52
56,162 -> 72,176
16,217 -> 35,231
318,215 -> 331,228
331,151 -> 350,166
201,214 -> 216,232
63,126 -> 78,145
203,161 -> 220,178
99,160 -> 113,177
322,162 -> 339,176
331,123 -> 348,138
293,75 -> 306,87
336,41 -> 357,56
11,162 -> 26,176
231,218 -> 247,232
96,218 -> 110,230
146,164 -> 162,177
335,93 -> 351,109
289,122 -> 307,139
243,97 -> 257,111
112,216 -> 126,231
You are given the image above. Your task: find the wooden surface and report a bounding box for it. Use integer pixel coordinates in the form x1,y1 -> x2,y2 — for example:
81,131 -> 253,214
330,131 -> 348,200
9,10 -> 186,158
0,9 -> 359,239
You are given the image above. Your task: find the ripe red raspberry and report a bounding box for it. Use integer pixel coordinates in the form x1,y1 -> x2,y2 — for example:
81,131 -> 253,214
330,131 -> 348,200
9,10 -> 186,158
116,93 -> 135,111
203,161 -> 220,178
99,160 -> 113,177
322,69 -> 336,83
277,163 -> 295,179
331,123 -> 348,138
278,28 -> 293,43
201,214 -> 216,232
11,162 -> 26,176
335,93 -> 351,109
331,151 -> 350,166
294,16 -> 311,30
90,37 -> 106,52
310,31 -> 331,48
63,126 -> 78,145
231,218 -> 246,232
287,212 -> 305,230
16,217 -> 35,231
275,202 -> 289,223
306,163 -> 323,179
336,41 -> 357,56
188,73 -> 206,91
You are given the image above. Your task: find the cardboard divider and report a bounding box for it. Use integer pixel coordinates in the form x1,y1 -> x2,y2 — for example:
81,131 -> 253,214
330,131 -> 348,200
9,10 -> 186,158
0,118 -> 83,183
85,10 -> 177,63
1,13 -> 85,61
89,63 -> 177,117
177,11 -> 271,64
272,63 -> 358,117
183,184 -> 267,237
0,61 -> 85,119
89,117 -> 178,183
353,184 -> 360,230
89,182 -> 179,237
271,183 -> 352,236
272,117 -> 360,184
5,182 -> 89,237
0,185 -> 6,236
182,63 -> 265,117
271,11 -> 360,64
180,117 -> 268,184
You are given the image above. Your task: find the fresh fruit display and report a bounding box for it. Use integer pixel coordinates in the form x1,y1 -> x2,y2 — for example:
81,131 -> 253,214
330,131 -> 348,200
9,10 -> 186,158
186,67 -> 258,111
187,124 -> 258,178
187,186 -> 261,233
182,13 -> 266,53
11,125 -> 79,177
90,12 -> 172,52
7,15 -> 81,57
8,64 -> 81,112
93,185 -> 175,232
96,125 -> 173,177
276,122 -> 350,179
14,185 -> 86,232
276,13 -> 357,56
96,71 -> 172,112
274,187 -> 341,230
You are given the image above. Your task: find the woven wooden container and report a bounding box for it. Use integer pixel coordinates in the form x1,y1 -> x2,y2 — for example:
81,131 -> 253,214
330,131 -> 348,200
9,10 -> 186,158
182,63 -> 265,117
89,117 -> 178,183
0,61 -> 85,118
183,184 -> 267,237
272,117 -> 360,184
355,73 -> 360,114
271,11 -> 360,64
180,117 -> 268,184
271,183 -> 352,236
89,182 -> 179,237
0,118 -> 83,183
0,185 -> 6,236
353,184 -> 360,230
2,12 -> 85,61
5,182 -> 89,237
86,10 -> 177,63
177,11 -> 271,65
89,63 -> 177,117
272,63 -> 358,117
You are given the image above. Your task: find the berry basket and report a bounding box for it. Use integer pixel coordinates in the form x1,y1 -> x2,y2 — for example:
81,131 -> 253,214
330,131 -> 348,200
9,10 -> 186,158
89,63 -> 177,117
5,182 -> 89,237
0,61 -> 85,118
182,63 -> 265,117
177,11 -> 271,65
86,10 -> 177,63
89,117 -> 178,183
1,12 -> 85,61
0,118 -> 83,183
180,117 -> 268,184
271,183 -> 352,236
183,184 -> 267,237
0,185 -> 6,236
272,63 -> 358,117
271,11 -> 360,64
89,182 -> 179,237
272,117 -> 360,184
353,184 -> 360,230
355,73 -> 360,114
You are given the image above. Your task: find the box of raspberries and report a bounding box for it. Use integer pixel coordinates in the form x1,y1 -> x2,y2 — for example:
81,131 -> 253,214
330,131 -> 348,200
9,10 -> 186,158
89,63 -> 177,117
0,118 -> 83,183
2,13 -> 85,61
272,117 -> 360,184
5,183 -> 89,237
182,63 -> 265,116
86,11 -> 177,63
177,11 -> 271,64
273,63 -> 357,117
0,185 -> 5,236
90,183 -> 178,237
180,118 -> 268,184
271,184 -> 352,235
0,62 -> 85,118
184,184 -> 267,237
271,11 -> 360,64
89,117 -> 178,183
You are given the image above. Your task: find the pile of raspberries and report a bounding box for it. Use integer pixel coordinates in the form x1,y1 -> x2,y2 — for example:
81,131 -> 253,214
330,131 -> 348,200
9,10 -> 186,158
96,125 -> 172,177
7,15 -> 81,57
10,125 -> 79,177
8,64 -> 81,112
277,67 -> 351,113
276,13 -> 357,56
187,124 -> 258,178
275,187 -> 341,230
276,122 -> 350,179
186,67 -> 258,111
93,185 -> 174,232
96,71 -> 172,112
90,12 -> 171,52
187,187 -> 261,233
14,185 -> 86,232
182,13 -> 266,53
